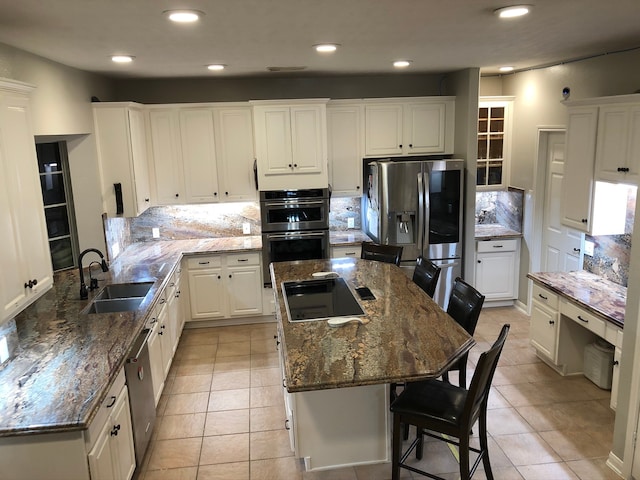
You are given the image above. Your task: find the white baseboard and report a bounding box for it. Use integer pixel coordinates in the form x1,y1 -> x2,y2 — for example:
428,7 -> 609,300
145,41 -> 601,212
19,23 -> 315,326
606,451 -> 624,478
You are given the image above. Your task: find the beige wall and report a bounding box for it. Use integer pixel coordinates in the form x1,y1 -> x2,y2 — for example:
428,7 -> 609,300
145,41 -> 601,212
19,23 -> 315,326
486,47 -> 640,466
0,42 -> 113,253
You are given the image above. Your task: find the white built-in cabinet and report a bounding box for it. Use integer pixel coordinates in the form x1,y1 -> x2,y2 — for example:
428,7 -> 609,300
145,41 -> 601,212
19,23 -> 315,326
148,108 -> 185,204
252,99 -> 329,190
474,239 -> 520,305
530,283 -> 560,363
93,103 -> 152,216
363,97 -> 455,157
0,79 -> 53,324
327,102 -> 364,196
186,252 -> 263,323
594,103 -> 640,185
561,94 -> 640,234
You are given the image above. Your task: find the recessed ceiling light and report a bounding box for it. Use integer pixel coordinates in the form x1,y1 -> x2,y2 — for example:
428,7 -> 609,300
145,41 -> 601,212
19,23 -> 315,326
494,5 -> 531,18
207,64 -> 226,71
164,9 -> 204,23
499,66 -> 515,72
393,60 -> 412,68
111,55 -> 134,63
313,44 -> 339,53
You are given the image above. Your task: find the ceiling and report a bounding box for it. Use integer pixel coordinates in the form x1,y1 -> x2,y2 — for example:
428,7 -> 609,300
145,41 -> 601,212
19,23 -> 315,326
0,0 -> 639,79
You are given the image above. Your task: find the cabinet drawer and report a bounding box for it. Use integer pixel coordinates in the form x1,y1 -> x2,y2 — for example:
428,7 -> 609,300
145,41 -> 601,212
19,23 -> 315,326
332,245 -> 361,258
477,239 -> 518,253
532,284 -> 559,310
227,252 -> 260,266
560,300 -> 606,337
187,255 -> 222,270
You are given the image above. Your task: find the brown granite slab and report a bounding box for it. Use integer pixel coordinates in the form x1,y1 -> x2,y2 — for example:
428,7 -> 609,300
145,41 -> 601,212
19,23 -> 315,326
0,236 -> 262,437
527,270 -> 626,328
475,223 -> 523,240
271,258 -> 475,393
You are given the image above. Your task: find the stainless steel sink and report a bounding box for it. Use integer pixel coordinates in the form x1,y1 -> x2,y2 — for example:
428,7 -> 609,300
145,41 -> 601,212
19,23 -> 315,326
93,282 -> 154,300
82,282 -> 154,314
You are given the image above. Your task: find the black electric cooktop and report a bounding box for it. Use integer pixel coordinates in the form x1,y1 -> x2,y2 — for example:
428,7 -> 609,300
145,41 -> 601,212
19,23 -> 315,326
282,277 -> 365,322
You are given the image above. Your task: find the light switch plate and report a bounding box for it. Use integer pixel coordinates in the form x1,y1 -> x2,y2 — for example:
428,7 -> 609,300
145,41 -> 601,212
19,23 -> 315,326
347,217 -> 355,229
152,227 -> 160,238
243,222 -> 251,234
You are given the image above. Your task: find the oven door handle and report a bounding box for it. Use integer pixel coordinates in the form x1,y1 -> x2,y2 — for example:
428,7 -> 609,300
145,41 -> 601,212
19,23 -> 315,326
263,200 -> 326,207
267,232 -> 327,239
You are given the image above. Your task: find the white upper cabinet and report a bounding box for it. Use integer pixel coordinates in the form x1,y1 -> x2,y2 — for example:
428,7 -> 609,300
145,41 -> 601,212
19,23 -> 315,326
252,99 -> 328,190
148,108 -> 185,205
0,80 -> 53,323
327,103 -> 364,196
561,106 -> 598,233
213,107 -> 257,201
179,108 -> 220,203
93,103 -> 151,216
595,103 -> 640,185
364,97 -> 455,157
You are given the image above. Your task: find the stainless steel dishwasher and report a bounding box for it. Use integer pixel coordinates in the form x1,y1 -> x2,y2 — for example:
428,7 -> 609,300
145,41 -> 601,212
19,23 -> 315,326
124,328 -> 156,467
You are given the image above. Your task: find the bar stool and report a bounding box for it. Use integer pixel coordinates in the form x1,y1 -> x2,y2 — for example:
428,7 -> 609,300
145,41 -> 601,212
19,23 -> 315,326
443,277 -> 485,388
361,241 -> 403,267
412,256 -> 441,298
390,324 -> 510,480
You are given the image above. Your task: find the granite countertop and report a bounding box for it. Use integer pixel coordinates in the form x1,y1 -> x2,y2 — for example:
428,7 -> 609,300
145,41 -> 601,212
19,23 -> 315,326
527,270 -> 626,328
329,229 -> 371,246
271,258 -> 475,393
475,224 -> 523,240
0,236 -> 262,437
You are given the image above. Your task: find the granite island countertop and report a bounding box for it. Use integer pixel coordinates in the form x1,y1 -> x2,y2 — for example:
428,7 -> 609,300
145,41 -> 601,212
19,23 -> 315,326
271,258 -> 475,393
527,270 -> 626,328
0,236 -> 263,437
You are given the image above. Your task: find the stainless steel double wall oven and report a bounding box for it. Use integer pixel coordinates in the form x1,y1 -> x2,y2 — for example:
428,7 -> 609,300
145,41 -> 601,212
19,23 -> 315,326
260,188 -> 330,285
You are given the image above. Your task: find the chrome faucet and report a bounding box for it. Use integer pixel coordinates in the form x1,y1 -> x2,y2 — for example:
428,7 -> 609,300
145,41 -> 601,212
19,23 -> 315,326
78,248 -> 109,300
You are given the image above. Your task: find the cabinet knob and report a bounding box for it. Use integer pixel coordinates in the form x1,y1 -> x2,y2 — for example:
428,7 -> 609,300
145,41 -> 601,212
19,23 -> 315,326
477,260 -> 481,263
24,279 -> 37,289
581,218 -> 588,223
399,144 -> 403,148
409,144 -> 413,148
175,193 -> 179,198
549,320 -> 555,325
225,192 -> 229,196
613,360 -> 620,366
356,186 -> 360,190
229,274 -> 232,278
288,164 -> 292,168
217,275 -> 221,279
110,424 -> 121,436
214,192 -> 218,196
145,198 -> 150,202
618,167 -> 630,173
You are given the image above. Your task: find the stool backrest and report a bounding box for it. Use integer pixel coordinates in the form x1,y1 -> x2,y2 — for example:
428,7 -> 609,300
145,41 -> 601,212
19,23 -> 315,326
447,277 -> 485,336
361,242 -> 403,267
464,324 -> 510,425
412,256 -> 441,298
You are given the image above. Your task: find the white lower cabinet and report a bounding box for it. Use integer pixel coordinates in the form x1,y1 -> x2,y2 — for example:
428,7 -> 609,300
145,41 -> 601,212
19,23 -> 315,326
529,282 -> 623,409
475,239 -> 520,304
88,382 -> 136,480
186,253 -> 263,322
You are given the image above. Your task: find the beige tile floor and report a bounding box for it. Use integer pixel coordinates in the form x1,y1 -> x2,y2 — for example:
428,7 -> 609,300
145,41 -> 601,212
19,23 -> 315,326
134,307 -> 620,480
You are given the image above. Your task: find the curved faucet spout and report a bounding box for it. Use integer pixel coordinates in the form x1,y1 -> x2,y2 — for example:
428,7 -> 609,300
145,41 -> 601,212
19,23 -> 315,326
78,248 -> 109,300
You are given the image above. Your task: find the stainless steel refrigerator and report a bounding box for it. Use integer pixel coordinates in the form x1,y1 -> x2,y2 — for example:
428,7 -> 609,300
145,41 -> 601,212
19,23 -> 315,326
362,158 -> 464,308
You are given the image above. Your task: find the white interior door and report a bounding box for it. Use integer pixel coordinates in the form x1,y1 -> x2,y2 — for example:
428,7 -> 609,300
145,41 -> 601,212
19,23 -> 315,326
541,131 -> 584,272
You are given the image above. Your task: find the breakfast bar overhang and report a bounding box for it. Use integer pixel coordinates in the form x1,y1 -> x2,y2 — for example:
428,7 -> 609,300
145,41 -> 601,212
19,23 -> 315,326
271,258 -> 475,471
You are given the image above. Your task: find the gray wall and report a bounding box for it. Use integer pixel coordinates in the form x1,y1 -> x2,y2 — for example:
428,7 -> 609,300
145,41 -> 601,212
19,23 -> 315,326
110,73 -> 452,103
0,42 -> 114,254
489,47 -> 640,464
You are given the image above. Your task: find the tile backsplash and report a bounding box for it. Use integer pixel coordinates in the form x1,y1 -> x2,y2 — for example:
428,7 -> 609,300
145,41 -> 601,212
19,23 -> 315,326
475,187 -> 523,232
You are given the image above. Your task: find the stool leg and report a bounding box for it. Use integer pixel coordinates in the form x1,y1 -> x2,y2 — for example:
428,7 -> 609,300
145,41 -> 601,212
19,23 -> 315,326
479,410 -> 494,480
459,432 -> 470,480
392,413 -> 402,480
416,428 -> 424,460
403,422 -> 410,440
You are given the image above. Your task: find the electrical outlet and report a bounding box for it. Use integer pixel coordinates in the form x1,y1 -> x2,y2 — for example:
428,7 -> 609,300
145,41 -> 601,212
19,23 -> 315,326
347,217 -> 355,229
243,222 -> 251,234
152,227 -> 160,238
584,240 -> 595,256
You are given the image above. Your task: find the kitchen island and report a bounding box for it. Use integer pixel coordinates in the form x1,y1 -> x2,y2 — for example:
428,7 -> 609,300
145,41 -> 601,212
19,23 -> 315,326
271,258 -> 474,471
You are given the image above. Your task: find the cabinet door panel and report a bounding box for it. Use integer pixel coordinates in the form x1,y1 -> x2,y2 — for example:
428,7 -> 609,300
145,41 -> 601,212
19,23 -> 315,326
530,301 -> 558,361
256,107 -> 292,175
595,106 -> 629,182
215,108 -> 256,201
227,266 -> 263,316
561,107 -> 598,232
147,321 -> 164,406
364,105 -> 403,156
149,110 -> 184,204
180,109 -> 219,203
88,422 -> 116,480
290,106 -> 324,174
111,388 -> 136,480
188,269 -> 226,319
475,252 -> 516,300
405,103 -> 446,153
328,106 -> 363,196
128,109 -> 151,214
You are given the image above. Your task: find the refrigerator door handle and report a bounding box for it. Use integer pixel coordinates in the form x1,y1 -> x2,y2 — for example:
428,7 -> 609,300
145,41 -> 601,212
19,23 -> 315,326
423,170 -> 431,253
417,172 -> 425,255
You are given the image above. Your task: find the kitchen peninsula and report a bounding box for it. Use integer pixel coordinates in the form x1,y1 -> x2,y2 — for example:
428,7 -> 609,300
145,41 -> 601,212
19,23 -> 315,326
271,258 -> 474,470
